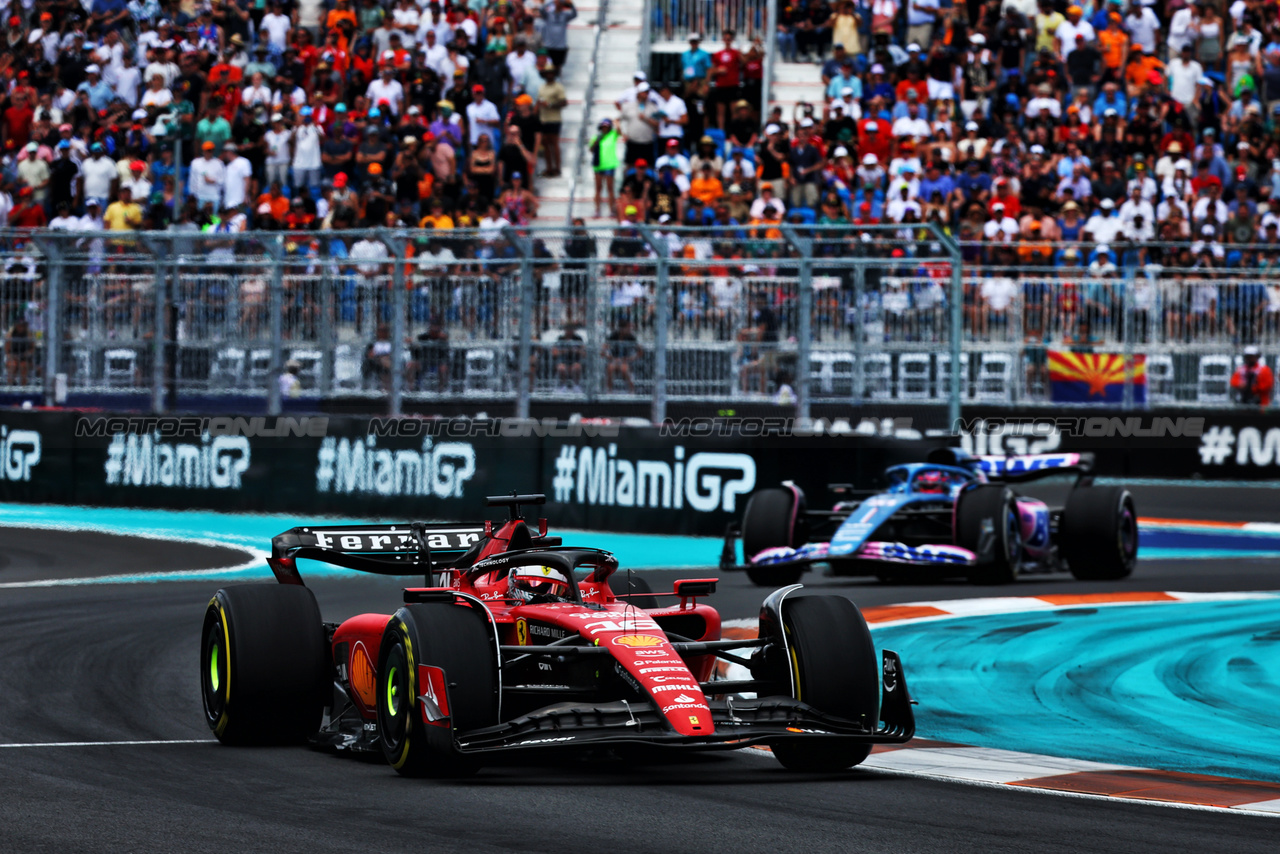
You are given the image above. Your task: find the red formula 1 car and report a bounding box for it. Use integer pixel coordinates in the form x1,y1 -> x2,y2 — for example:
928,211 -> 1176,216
201,494 -> 913,776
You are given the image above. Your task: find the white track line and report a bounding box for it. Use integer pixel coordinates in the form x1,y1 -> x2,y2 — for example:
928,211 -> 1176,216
0,739 -> 215,748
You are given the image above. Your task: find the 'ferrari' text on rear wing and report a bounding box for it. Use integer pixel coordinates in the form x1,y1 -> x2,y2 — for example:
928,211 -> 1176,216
268,523 -> 486,583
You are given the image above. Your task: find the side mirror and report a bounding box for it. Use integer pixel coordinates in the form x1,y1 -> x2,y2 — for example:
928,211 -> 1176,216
673,578 -> 717,598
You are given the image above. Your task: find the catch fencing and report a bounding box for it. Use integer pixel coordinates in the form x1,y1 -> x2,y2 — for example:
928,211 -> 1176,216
0,227 -> 1276,415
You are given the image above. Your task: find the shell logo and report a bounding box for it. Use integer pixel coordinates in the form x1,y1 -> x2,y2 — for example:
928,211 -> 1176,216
612,634 -> 666,648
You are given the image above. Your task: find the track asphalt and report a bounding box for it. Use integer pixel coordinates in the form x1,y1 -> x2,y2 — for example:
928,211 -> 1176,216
0,484 -> 1277,852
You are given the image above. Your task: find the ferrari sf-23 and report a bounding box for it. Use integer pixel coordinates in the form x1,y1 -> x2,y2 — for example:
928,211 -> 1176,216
721,448 -> 1137,586
201,494 -> 914,776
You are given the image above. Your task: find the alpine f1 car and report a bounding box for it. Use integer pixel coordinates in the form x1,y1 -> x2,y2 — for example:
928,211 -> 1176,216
721,448 -> 1137,587
201,494 -> 914,776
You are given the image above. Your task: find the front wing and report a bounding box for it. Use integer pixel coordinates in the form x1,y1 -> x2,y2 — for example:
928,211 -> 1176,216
725,541 -> 976,574
453,650 -> 914,754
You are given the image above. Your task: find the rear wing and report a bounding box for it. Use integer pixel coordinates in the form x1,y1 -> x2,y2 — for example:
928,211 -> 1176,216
268,523 -> 487,585
973,452 -> 1095,482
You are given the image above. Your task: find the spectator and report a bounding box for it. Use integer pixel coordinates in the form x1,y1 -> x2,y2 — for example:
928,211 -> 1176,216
190,141 -> 227,212
292,106 -> 324,194
710,30 -> 743,129
604,318 -> 639,392
4,318 -> 34,386
1232,345 -> 1274,407
537,67 -> 567,178
103,186 -> 143,231
619,84 -> 659,167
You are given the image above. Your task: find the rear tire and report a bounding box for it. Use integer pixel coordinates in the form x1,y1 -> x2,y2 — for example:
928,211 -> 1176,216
1062,486 -> 1138,580
770,595 -> 877,772
955,485 -> 1022,585
201,584 -> 328,745
377,603 -> 499,778
742,487 -> 807,587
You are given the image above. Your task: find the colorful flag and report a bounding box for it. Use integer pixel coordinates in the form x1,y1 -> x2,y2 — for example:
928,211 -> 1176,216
1048,351 -> 1147,404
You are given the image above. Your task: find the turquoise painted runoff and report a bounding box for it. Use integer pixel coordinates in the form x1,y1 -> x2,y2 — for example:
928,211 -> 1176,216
872,600 -> 1280,783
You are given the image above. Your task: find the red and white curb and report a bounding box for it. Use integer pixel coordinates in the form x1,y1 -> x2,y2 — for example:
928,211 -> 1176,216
725,590 -> 1280,817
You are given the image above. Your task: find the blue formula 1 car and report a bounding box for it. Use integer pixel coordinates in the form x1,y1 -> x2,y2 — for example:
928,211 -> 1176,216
720,448 -> 1137,586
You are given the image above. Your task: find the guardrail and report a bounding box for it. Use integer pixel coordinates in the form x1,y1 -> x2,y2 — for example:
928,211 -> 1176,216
2,227 -> 1276,413
648,0 -> 769,44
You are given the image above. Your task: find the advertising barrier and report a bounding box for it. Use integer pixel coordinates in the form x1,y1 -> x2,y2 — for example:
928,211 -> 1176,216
0,413 -> 945,536
0,410 -> 1273,539
956,407 -> 1280,480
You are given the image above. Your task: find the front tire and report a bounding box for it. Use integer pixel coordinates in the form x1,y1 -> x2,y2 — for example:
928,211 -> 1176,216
955,485 -> 1022,585
377,603 -> 499,778
200,584 -> 328,745
742,487 -> 807,587
1061,486 -> 1138,580
770,595 -> 878,772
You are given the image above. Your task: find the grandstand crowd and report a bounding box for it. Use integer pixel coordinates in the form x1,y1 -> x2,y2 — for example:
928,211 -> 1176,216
0,0 -> 577,231
589,0 -> 1280,275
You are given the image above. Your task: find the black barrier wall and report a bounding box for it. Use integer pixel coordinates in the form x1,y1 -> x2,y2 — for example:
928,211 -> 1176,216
0,413 -> 947,535
0,411 -> 1274,535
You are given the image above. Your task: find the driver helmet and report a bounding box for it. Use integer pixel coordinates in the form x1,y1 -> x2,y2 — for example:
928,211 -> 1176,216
914,470 -> 948,493
507,565 -> 572,603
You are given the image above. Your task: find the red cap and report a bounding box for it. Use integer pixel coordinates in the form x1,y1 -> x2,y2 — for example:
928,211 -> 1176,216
636,158 -> 648,167
472,84 -> 485,93
860,201 -> 871,212
666,139 -> 678,147
8,15 -> 20,26
334,172 -> 348,187
1237,165 -> 1248,176
131,160 -> 145,171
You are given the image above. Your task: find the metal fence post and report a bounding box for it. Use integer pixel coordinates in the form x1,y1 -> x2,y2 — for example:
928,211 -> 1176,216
639,0 -> 652,78
265,234 -> 285,416
761,0 -> 778,125
319,243 -> 334,396
1122,279 -> 1135,410
781,225 -> 813,422
934,225 -> 964,429
150,238 -> 167,412
583,257 -> 602,403
636,226 -> 669,424
34,235 -> 63,408
379,229 -> 408,417
853,263 -> 865,403
504,226 -> 535,419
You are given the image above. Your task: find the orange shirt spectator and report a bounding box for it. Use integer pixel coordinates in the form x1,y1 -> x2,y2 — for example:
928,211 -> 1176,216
416,171 -> 435,199
419,212 -> 455,229
1098,19 -> 1129,72
690,171 -> 725,206
326,6 -> 357,31
1125,53 -> 1163,92
257,189 -> 290,221
894,79 -> 928,105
